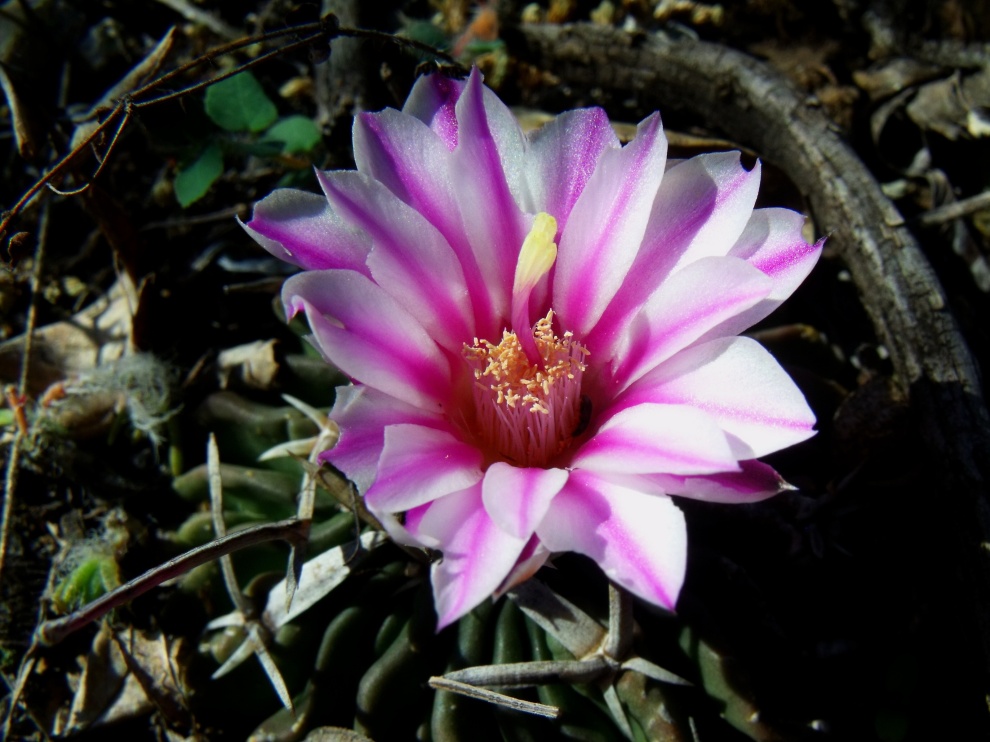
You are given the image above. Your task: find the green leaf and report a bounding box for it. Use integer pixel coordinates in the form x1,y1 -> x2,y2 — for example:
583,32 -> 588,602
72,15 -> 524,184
228,139 -> 284,158
204,71 -> 278,133
401,20 -> 450,51
174,142 -> 223,207
262,115 -> 322,154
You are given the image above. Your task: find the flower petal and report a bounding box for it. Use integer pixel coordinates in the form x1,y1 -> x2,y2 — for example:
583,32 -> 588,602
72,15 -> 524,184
523,107 -> 619,232
282,270 -> 450,411
650,152 -> 762,275
402,73 -> 465,149
645,459 -> 790,503
365,424 -> 483,513
242,188 -> 371,272
537,471 -> 686,610
609,256 -> 771,391
377,509 -> 438,549
481,463 -> 568,539
591,152 -> 761,350
353,108 -> 499,334
617,336 -> 816,458
475,77 -> 531,209
321,386 -> 445,494
494,536 -> 549,598
573,403 -> 739,475
710,207 -> 825,337
317,171 -> 473,351
553,113 -> 668,337
450,69 -> 529,334
412,484 -> 530,629
353,108 -> 457,230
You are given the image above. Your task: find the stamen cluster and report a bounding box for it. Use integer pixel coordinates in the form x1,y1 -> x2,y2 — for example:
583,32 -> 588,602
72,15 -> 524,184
464,311 -> 588,467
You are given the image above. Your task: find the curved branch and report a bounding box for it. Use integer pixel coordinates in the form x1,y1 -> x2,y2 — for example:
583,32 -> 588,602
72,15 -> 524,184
507,18 -> 990,703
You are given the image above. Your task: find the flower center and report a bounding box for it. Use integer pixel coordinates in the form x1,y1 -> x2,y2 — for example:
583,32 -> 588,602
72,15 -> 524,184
463,311 -> 588,467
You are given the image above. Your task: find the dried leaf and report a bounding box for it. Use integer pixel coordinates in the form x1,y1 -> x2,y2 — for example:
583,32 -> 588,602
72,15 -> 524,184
110,627 -> 191,729
217,340 -> 280,390
906,68 -> 990,140
0,280 -> 133,395
852,58 -> 941,101
62,623 -> 136,734
203,531 -> 387,677
260,531 -> 386,630
302,729 -> 375,742
507,579 -> 606,660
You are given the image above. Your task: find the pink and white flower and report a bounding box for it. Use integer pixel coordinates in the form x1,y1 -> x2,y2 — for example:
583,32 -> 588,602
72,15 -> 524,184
244,69 -> 821,629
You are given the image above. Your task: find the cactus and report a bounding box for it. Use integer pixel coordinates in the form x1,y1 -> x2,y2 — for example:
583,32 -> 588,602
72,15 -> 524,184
167,381 -> 789,741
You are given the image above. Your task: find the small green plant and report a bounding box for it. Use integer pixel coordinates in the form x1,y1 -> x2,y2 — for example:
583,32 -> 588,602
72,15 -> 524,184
204,71 -> 278,133
51,545 -> 121,615
174,71 -> 322,207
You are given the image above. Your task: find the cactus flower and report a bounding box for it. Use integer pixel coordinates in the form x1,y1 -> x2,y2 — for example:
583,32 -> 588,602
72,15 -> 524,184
244,69 -> 821,629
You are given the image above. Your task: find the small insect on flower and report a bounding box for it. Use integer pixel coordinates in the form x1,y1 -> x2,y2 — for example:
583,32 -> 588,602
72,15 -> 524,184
572,395 -> 593,438
244,68 -> 822,629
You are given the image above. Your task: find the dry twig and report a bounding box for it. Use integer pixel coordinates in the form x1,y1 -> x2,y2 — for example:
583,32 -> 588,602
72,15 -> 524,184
0,14 -> 464,246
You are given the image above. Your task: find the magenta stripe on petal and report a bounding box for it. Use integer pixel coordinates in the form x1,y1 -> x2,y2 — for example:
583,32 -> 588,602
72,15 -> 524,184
353,109 -> 499,334
478,81 -> 530,208
590,152 -> 761,353
365,424 -> 483,513
318,171 -> 474,352
656,153 -> 762,275
573,403 -> 739,476
283,270 -> 450,411
525,108 -> 619,231
610,256 -> 771,391
403,501 -> 433,539
747,232 -> 825,285
705,208 -> 825,338
481,463 -> 568,539
732,208 -> 818,278
554,113 -> 668,337
537,471 -> 686,610
402,73 -> 465,150
412,485 -> 530,629
617,336 -> 816,459
450,70 -> 528,332
242,189 -> 371,272
646,459 -> 788,503
353,109 -> 456,228
322,385 -> 446,494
